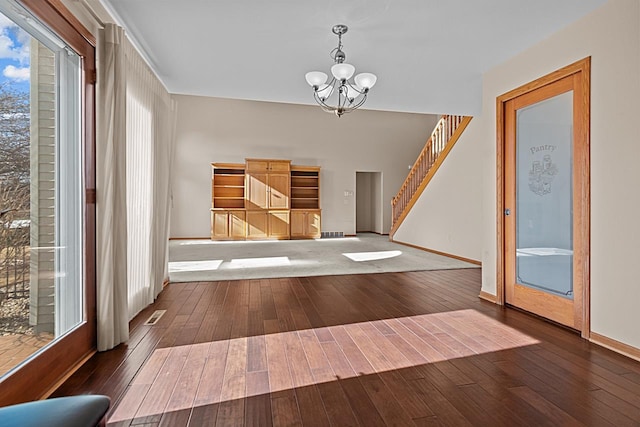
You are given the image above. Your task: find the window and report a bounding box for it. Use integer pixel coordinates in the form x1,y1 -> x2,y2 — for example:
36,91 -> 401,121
0,0 -> 95,403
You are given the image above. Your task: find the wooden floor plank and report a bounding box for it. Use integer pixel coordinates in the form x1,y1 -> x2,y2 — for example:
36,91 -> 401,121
508,385 -> 584,427
133,345 -> 190,419
339,377 -> 387,427
283,332 -> 330,426
245,371 -> 272,426
50,268 -> 640,427
164,343 -> 208,413
358,373 -> 415,426
192,340 -> 229,408
315,381 -> 360,427
270,389 -> 302,427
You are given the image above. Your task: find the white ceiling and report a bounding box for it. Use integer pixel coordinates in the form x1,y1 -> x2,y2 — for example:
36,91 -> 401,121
99,0 -> 606,115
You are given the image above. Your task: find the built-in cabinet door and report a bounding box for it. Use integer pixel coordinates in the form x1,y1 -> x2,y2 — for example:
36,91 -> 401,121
246,159 -> 290,173
211,210 -> 246,240
269,211 -> 290,239
229,211 -> 246,239
246,159 -> 269,172
268,160 -> 291,172
246,173 -> 268,209
290,210 -> 321,239
290,211 -> 306,237
269,173 -> 290,209
211,211 -> 229,239
246,210 -> 269,239
305,211 -> 321,238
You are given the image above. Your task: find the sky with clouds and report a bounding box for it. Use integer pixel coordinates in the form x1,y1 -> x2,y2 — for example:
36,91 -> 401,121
0,12 -> 30,92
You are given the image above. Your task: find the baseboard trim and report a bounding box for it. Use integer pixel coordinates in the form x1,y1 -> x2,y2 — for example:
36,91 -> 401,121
590,332 -> 640,363
479,291 -> 498,303
356,231 -> 389,236
169,237 -> 210,240
162,277 -> 170,288
391,240 -> 482,266
40,349 -> 96,400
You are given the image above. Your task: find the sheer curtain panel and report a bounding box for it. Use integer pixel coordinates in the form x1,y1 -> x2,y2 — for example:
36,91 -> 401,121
96,23 -> 129,351
124,37 -> 176,320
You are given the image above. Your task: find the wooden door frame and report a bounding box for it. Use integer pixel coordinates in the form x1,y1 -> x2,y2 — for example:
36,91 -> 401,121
496,57 -> 591,338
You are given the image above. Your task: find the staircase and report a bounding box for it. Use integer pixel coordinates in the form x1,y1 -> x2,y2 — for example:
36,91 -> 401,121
390,114 -> 472,238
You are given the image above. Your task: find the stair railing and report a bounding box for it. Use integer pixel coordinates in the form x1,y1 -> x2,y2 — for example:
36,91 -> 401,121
390,115 -> 472,236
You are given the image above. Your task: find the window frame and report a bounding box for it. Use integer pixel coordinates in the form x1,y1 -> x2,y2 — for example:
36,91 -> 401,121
0,0 -> 96,405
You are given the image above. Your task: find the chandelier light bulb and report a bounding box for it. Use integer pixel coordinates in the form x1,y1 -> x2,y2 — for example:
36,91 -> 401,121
331,63 -> 355,81
354,73 -> 377,90
305,71 -> 328,87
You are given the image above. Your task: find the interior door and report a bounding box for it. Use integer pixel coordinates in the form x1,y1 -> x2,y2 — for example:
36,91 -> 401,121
503,66 -> 589,331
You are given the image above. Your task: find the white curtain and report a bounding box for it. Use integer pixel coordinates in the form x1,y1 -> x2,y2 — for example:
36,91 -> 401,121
95,24 -> 176,350
124,37 -> 176,320
96,23 -> 129,351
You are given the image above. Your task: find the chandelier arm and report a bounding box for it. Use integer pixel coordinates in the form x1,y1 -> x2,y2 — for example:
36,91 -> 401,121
313,88 -> 340,114
312,89 -> 331,109
344,80 -> 368,96
341,91 -> 369,113
349,92 -> 369,110
312,77 -> 338,107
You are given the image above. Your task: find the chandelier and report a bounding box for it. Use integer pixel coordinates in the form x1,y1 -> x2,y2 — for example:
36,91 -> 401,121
305,24 -> 377,117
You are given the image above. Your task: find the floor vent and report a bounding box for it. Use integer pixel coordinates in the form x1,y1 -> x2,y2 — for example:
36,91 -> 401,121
321,231 -> 344,238
144,310 -> 166,326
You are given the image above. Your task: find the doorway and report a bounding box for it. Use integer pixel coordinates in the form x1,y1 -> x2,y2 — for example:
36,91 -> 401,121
356,172 -> 383,234
497,58 -> 590,337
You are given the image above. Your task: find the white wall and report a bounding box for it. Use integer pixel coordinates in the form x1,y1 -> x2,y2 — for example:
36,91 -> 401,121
171,95 -> 438,238
393,117 -> 484,262
398,0 -> 640,349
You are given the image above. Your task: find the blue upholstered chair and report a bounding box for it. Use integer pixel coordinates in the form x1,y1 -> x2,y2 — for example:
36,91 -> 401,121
0,395 -> 110,427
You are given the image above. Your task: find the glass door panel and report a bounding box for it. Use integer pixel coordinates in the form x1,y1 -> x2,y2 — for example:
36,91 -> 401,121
0,3 -> 84,378
516,91 -> 573,298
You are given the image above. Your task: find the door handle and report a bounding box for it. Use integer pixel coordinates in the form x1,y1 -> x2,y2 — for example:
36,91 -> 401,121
505,208 -> 511,216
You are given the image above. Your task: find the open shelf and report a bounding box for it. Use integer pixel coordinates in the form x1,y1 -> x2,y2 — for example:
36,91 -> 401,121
290,168 -> 319,210
212,163 -> 246,209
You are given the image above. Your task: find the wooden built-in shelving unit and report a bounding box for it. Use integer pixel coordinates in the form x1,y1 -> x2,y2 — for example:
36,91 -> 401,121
210,159 -> 321,240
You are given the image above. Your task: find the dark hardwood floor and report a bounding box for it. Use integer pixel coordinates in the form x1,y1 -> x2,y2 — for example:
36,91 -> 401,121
53,269 -> 640,426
